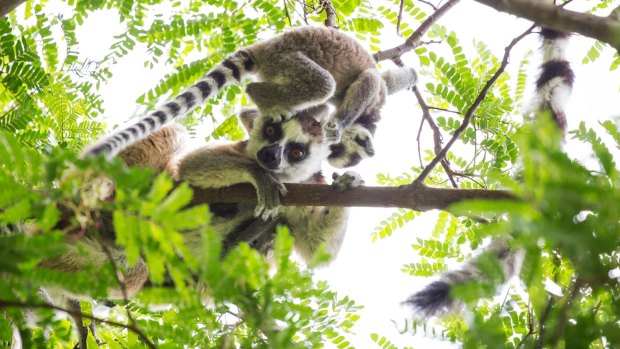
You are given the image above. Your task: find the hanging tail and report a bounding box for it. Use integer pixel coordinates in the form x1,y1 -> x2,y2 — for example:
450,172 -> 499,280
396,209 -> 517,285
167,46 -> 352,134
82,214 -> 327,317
82,50 -> 257,159
526,28 -> 574,131
404,238 -> 524,317
381,66 -> 418,95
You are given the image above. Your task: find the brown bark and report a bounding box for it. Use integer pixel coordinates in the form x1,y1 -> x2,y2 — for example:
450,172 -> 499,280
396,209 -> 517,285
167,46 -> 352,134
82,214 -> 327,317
0,0 -> 25,17
190,183 -> 515,211
473,0 -> 620,51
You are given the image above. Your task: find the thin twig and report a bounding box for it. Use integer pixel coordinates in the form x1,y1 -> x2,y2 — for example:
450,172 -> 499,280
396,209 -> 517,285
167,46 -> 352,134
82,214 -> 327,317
550,279 -> 582,348
515,303 -> 536,349
0,299 -> 157,349
282,0 -> 292,26
535,298 -> 555,349
99,232 -> 141,334
412,86 -> 457,187
428,106 -> 462,115
415,108 -> 425,169
411,24 -> 536,187
418,39 -> 442,46
396,0 -> 405,35
418,0 -> 438,11
320,0 -> 337,28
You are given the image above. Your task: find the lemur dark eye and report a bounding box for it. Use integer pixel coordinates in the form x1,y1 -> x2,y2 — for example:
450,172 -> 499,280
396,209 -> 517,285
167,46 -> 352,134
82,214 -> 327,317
290,148 -> 305,160
265,126 -> 276,137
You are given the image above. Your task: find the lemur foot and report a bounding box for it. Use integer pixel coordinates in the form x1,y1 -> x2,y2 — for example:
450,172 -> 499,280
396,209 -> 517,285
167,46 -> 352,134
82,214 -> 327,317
331,171 -> 364,191
263,105 -> 295,123
252,171 -> 288,220
327,125 -> 376,168
325,119 -> 342,143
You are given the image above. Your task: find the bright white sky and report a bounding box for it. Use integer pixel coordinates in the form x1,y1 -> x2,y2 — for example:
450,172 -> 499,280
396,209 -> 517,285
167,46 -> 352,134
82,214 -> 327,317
36,0 -> 620,347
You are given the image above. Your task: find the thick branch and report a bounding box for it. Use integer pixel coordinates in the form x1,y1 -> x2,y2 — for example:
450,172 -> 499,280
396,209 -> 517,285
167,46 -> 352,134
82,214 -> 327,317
190,183 -> 515,211
0,0 -> 25,17
473,0 -> 620,51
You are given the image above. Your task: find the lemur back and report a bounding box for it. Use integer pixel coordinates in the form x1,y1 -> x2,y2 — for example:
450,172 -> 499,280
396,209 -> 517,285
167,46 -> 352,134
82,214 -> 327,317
405,28 -> 575,318
83,27 -> 415,163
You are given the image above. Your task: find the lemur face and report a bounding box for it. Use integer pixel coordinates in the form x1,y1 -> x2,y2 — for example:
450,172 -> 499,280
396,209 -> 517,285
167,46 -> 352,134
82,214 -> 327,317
242,107 -> 330,183
327,123 -> 375,168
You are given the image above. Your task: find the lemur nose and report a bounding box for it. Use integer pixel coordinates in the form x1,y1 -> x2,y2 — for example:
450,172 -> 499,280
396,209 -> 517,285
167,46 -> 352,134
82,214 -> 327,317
257,144 -> 282,170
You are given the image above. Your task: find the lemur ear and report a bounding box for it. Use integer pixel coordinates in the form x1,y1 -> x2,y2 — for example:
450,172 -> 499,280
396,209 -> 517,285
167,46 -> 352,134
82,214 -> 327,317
239,108 -> 260,133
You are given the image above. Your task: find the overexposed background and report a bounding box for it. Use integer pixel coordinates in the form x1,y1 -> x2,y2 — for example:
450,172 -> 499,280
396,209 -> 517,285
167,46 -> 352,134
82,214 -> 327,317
30,0 -> 620,347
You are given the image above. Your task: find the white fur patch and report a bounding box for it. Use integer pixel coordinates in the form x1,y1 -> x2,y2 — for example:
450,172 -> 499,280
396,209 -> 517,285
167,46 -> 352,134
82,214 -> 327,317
525,77 -> 572,117
541,37 -> 570,61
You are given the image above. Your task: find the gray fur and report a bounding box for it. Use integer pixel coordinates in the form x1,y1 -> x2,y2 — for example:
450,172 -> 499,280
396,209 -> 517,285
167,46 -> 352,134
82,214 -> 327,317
328,66 -> 418,168
83,27 -> 410,162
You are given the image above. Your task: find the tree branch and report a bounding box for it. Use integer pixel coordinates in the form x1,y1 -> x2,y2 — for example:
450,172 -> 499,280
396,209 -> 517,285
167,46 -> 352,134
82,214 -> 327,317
473,0 -> 620,52
412,86 -> 458,188
189,183 -> 515,211
373,0 -> 461,62
0,0 -> 25,17
320,0 -> 337,28
0,299 -> 157,349
411,24 -> 536,186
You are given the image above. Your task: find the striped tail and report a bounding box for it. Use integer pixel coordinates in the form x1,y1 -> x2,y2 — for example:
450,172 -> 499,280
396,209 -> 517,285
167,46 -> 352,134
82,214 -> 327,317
526,28 -> 575,131
82,50 -> 257,159
405,238 -> 524,318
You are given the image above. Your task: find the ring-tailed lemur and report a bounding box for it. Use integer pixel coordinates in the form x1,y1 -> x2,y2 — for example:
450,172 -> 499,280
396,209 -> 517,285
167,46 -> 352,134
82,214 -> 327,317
45,106 -> 363,302
405,28 -> 574,317
38,106 -> 363,348
83,26 -> 416,163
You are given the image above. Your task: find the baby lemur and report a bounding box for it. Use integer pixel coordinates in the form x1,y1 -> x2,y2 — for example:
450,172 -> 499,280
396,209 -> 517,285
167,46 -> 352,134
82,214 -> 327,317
83,26 -> 417,169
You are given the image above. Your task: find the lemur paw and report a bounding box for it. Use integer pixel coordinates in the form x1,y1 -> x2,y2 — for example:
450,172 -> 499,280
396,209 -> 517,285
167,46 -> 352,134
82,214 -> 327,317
331,171 -> 364,192
252,171 -> 288,220
325,119 -> 342,143
327,126 -> 376,168
263,106 -> 294,123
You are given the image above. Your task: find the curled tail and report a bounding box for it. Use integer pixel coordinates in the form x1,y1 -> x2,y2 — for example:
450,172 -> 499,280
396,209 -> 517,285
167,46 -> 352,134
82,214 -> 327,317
526,28 -> 574,131
83,50 -> 257,159
405,238 -> 524,318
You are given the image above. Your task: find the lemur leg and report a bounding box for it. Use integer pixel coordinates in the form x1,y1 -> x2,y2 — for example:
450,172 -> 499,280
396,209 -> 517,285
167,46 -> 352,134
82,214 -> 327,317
290,171 -> 363,261
177,147 -> 287,220
326,69 -> 382,142
67,299 -> 88,349
246,51 -> 336,122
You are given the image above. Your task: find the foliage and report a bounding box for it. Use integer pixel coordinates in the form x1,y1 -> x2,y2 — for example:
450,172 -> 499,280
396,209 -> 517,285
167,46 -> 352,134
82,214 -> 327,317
0,131 -> 360,348
2,0 -> 620,348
